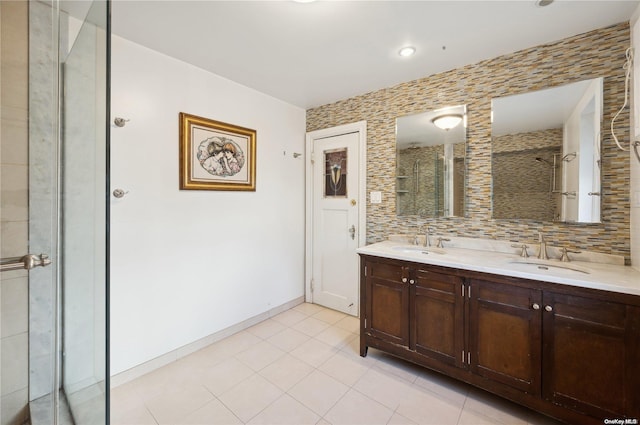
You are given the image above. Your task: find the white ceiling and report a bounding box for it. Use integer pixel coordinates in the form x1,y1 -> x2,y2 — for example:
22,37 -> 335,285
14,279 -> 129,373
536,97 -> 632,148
397,105 -> 467,148
86,1 -> 640,109
492,78 -> 597,136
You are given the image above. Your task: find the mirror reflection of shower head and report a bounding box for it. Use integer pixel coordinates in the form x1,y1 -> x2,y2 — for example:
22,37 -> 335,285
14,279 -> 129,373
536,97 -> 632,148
535,157 -> 553,167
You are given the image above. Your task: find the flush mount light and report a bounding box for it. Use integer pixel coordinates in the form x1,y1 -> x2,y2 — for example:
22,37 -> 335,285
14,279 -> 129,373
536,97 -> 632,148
535,0 -> 554,6
398,46 -> 416,57
432,114 -> 463,131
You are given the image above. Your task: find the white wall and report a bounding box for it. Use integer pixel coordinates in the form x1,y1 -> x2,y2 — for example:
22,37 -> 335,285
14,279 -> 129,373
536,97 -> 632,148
110,36 -> 306,375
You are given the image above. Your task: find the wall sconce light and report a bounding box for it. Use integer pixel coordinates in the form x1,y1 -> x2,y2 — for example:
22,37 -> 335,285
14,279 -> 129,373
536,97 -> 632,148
432,114 -> 463,131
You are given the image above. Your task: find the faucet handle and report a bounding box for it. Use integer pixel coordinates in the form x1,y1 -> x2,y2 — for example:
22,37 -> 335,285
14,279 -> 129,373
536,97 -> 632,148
436,237 -> 451,248
559,247 -> 581,262
511,243 -> 530,258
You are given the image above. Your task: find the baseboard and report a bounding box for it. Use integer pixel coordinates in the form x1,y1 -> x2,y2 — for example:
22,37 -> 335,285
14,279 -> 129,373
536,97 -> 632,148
110,296 -> 305,388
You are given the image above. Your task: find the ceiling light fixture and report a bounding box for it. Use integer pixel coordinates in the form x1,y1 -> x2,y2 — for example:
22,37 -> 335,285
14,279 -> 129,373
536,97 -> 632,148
535,0 -> 554,7
398,46 -> 416,57
432,114 -> 463,131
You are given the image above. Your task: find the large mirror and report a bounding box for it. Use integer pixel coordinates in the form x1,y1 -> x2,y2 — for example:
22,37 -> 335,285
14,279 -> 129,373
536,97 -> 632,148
491,78 -> 603,223
396,105 -> 467,217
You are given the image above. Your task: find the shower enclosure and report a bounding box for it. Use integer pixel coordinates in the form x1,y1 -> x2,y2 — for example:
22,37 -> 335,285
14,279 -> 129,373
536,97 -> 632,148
1,1 -> 109,424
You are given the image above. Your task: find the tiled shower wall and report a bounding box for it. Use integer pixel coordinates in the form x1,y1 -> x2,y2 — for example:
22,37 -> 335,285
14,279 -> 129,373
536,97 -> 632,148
307,23 -> 631,262
397,143 -> 465,217
492,129 -> 563,221
0,1 -> 30,423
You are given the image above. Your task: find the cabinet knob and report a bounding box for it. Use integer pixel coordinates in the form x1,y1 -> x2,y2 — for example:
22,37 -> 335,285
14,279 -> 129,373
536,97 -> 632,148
402,277 -> 408,283
409,279 -> 415,285
544,305 -> 553,312
532,303 -> 540,310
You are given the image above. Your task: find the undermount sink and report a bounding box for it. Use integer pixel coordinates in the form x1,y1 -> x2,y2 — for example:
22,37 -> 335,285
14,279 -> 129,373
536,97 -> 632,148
392,246 -> 446,255
508,260 -> 590,275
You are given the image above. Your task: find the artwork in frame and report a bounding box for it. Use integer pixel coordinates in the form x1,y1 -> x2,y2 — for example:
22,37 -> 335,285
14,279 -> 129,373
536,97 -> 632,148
179,112 -> 256,191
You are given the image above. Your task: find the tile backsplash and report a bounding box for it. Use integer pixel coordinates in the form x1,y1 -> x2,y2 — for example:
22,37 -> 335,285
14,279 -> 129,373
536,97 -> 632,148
307,23 -> 631,263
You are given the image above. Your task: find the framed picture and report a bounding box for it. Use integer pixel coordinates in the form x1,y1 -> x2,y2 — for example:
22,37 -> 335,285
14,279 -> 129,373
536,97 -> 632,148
179,112 -> 256,191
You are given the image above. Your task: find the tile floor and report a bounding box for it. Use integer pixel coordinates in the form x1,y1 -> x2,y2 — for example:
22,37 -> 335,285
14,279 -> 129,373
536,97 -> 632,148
110,303 -> 563,425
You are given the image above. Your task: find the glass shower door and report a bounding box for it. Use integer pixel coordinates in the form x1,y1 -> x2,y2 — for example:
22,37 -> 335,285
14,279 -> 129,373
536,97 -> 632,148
61,1 -> 109,423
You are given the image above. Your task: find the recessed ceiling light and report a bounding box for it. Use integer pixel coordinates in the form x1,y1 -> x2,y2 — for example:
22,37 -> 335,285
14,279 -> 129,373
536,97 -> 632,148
535,0 -> 554,6
398,46 -> 416,57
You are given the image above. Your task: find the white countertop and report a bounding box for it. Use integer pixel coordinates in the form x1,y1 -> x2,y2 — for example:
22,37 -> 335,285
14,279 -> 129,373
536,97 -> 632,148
357,240 -> 640,297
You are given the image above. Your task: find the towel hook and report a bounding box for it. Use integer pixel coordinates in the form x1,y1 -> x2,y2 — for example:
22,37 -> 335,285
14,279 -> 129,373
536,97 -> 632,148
114,117 -> 130,127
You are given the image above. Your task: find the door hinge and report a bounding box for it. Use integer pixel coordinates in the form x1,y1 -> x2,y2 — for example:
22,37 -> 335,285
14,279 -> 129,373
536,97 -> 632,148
310,151 -> 315,164
462,350 -> 465,363
310,278 -> 315,292
468,352 -> 471,364
364,265 -> 367,276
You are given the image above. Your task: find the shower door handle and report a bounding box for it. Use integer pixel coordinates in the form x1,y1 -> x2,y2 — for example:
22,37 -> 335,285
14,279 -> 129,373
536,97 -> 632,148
0,254 -> 52,272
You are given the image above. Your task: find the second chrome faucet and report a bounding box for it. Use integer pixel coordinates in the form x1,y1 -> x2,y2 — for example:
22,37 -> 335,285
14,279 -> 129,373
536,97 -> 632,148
537,232 -> 549,260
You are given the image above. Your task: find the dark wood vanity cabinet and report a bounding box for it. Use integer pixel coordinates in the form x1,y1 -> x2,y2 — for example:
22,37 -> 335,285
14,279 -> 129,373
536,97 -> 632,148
362,258 -> 409,347
541,292 -> 640,419
360,254 -> 640,424
411,267 -> 465,368
361,256 -> 464,368
468,278 -> 542,396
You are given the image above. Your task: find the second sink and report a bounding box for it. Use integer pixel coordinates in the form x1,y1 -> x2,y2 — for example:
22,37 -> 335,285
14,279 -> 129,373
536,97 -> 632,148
508,260 -> 590,275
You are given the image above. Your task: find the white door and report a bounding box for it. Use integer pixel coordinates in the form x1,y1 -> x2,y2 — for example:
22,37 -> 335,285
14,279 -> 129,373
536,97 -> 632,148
306,123 -> 366,316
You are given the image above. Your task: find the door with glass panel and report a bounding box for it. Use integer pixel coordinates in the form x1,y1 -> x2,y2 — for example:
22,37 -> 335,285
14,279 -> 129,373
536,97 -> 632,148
307,124 -> 366,317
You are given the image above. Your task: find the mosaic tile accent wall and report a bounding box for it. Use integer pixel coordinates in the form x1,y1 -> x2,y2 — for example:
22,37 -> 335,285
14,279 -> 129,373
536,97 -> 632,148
492,128 -> 563,153
307,23 -> 632,262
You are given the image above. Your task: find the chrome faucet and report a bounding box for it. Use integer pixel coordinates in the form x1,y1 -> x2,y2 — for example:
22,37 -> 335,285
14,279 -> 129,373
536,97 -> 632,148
537,232 -> 549,260
424,226 -> 434,247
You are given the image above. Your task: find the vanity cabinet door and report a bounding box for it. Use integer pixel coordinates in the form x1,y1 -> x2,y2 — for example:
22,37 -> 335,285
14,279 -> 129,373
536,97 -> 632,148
410,268 -> 465,368
363,257 -> 410,347
468,279 -> 542,396
541,291 -> 640,419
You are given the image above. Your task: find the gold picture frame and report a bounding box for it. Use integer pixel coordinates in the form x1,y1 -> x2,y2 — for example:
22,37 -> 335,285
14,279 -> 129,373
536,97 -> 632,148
179,112 -> 256,191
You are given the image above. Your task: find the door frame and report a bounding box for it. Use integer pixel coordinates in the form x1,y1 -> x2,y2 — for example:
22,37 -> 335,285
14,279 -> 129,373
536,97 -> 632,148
305,121 -> 367,306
